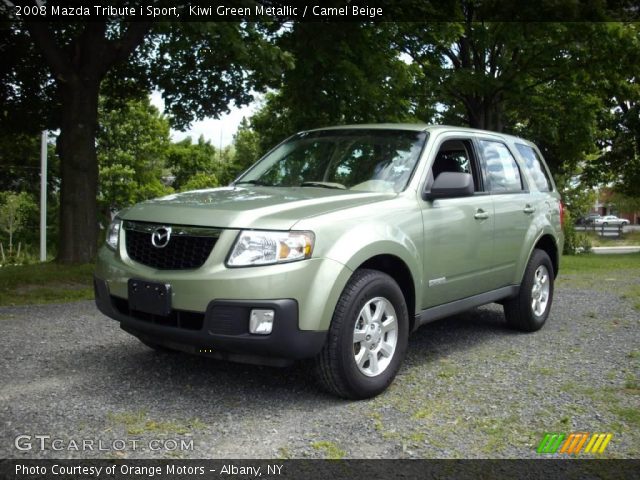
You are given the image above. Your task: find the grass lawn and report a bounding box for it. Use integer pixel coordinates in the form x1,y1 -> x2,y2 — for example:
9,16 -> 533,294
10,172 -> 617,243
560,252 -> 640,275
0,262 -> 94,307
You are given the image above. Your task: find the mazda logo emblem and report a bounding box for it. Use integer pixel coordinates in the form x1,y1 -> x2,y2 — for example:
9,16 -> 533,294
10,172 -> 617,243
151,227 -> 172,248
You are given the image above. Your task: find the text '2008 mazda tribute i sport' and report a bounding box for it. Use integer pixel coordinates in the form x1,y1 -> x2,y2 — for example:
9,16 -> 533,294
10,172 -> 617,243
95,124 -> 564,399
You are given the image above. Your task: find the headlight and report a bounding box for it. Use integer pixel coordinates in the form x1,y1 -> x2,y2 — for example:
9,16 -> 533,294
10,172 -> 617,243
227,230 -> 314,267
106,218 -> 121,250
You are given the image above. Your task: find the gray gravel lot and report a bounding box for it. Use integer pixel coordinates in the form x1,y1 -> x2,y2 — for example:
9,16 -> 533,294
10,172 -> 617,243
1,273 -> 639,459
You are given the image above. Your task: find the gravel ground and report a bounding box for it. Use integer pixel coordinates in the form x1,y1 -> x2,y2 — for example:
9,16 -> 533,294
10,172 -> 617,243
1,271 -> 638,460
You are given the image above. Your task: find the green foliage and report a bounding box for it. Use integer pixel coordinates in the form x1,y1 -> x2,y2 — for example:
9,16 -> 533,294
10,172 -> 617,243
252,23 -> 417,150
607,192 -> 640,215
97,97 -> 173,217
0,132 -> 58,193
167,136 -> 223,191
556,174 -> 598,220
181,172 -> 219,192
400,21 -> 609,176
0,191 -> 37,260
0,132 -> 59,252
229,117 -> 262,178
0,19 -> 289,263
583,24 -> 640,197
150,22 -> 289,130
562,210 -> 592,255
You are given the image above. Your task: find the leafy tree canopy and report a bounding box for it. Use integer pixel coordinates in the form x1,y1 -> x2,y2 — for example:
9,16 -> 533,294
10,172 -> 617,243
97,96 -> 172,217
167,136 -> 221,191
0,15 -> 289,262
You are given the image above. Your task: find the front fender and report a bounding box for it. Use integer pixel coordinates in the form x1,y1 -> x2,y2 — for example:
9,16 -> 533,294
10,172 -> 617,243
322,223 -> 423,317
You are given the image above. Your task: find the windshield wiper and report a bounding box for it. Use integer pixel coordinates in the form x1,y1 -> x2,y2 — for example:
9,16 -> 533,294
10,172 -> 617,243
300,181 -> 347,190
234,180 -> 272,187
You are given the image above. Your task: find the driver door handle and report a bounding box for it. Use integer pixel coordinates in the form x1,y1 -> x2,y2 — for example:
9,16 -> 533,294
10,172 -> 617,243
474,208 -> 490,220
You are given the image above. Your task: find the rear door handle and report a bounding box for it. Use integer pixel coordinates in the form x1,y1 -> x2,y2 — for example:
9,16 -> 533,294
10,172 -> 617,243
474,209 -> 490,220
523,204 -> 536,214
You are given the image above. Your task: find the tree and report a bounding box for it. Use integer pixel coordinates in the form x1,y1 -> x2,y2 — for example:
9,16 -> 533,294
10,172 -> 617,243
0,132 -> 58,194
251,22 -> 417,150
583,24 -> 640,198
166,136 -> 222,191
401,20 -> 605,131
20,20 -> 152,264
0,191 -> 36,259
181,172 -> 220,191
607,192 -> 640,215
228,117 -> 262,179
1,16 -> 286,263
97,96 -> 172,218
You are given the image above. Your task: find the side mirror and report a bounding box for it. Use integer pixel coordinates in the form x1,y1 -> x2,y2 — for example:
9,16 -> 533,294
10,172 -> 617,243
424,172 -> 474,200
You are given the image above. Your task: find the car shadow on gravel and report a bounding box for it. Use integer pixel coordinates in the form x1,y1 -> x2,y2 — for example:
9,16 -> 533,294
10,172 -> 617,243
50,305 -> 516,408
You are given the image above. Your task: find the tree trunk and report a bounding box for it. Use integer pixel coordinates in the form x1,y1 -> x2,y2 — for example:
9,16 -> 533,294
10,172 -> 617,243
23,21 -> 152,264
464,95 -> 505,132
56,81 -> 100,264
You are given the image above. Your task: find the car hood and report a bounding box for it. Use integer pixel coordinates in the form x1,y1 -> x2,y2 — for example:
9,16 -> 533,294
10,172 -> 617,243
121,186 -> 396,230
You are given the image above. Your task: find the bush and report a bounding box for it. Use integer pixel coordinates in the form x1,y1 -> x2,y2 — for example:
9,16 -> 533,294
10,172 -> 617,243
576,233 -> 592,254
562,211 -> 592,255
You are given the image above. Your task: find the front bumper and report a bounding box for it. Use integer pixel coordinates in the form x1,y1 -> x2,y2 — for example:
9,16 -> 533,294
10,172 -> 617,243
95,276 -> 326,365
95,238 -> 352,332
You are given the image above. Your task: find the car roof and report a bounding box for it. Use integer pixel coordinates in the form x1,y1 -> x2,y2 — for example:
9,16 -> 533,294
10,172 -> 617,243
304,124 -> 528,143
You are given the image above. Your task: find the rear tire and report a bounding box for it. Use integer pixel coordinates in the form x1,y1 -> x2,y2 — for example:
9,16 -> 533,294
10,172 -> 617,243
504,249 -> 554,332
315,269 -> 409,399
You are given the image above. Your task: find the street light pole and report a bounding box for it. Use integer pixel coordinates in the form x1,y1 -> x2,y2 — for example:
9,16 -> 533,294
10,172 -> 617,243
40,130 -> 47,262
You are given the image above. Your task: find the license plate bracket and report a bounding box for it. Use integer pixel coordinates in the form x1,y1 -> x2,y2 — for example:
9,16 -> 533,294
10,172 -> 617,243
128,279 -> 172,316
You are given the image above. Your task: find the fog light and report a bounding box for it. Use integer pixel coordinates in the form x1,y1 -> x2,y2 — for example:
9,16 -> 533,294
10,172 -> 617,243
249,309 -> 274,335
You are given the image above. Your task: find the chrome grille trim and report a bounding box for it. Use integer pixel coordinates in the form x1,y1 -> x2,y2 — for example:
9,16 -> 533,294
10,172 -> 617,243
122,220 -> 222,238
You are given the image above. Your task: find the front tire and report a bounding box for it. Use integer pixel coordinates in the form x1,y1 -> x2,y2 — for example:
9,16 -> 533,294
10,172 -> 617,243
315,269 -> 409,399
504,249 -> 554,332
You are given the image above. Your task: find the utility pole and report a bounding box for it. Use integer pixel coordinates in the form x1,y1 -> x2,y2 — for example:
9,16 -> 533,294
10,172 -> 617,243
40,131 -> 47,262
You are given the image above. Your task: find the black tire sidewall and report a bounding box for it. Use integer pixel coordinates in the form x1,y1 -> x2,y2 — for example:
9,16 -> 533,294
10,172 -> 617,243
522,250 -> 554,328
336,272 -> 409,398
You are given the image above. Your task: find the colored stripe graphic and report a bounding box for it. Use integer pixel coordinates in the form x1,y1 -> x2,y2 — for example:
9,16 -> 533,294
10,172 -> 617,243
584,433 -> 613,454
537,433 -> 565,453
537,433 -> 613,455
559,433 -> 589,454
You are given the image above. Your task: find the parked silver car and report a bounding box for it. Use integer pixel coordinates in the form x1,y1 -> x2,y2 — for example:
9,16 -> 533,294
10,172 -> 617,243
594,215 -> 630,226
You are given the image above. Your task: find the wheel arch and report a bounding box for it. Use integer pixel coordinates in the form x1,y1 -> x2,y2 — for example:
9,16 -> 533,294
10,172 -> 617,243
355,254 -> 417,332
532,234 -> 559,278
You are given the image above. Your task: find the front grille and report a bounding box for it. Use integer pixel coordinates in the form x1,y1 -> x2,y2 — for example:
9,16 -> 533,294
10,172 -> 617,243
123,221 -> 220,270
111,296 -> 204,331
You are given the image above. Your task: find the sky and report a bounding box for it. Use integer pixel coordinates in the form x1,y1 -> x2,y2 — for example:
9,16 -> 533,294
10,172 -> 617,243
150,91 -> 258,147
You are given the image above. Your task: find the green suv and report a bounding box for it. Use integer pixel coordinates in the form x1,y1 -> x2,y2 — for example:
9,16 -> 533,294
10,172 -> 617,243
95,124 -> 564,399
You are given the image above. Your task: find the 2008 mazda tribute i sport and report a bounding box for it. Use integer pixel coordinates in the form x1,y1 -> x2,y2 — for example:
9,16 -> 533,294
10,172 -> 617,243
95,124 -> 564,398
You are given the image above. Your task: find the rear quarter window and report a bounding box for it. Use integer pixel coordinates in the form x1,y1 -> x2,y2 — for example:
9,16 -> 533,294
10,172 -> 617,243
515,143 -> 553,192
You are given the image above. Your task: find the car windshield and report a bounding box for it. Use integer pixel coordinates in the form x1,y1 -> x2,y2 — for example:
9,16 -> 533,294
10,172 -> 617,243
235,129 -> 428,193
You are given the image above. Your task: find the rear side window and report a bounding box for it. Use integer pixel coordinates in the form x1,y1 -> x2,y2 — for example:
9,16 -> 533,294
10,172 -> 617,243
515,143 -> 553,192
478,140 -> 523,193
